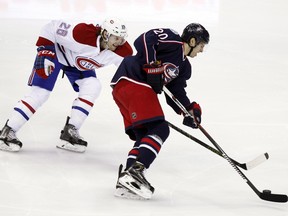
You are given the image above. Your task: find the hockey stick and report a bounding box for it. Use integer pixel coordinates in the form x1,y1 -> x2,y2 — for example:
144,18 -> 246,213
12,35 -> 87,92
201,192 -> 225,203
163,86 -> 288,203
167,121 -> 269,170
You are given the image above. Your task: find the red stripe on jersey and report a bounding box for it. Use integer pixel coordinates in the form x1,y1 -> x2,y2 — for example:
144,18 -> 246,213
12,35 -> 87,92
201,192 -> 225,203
72,23 -> 101,47
36,37 -> 54,46
114,41 -> 133,57
21,100 -> 36,113
141,137 -> 161,152
78,97 -> 94,107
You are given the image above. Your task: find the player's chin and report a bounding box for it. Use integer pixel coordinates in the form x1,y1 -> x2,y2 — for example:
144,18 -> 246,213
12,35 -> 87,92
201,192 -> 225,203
190,53 -> 197,58
109,45 -> 118,51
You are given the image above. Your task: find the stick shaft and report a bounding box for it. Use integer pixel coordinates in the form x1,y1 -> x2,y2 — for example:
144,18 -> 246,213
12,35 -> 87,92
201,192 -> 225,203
167,121 -> 249,169
163,86 -> 287,202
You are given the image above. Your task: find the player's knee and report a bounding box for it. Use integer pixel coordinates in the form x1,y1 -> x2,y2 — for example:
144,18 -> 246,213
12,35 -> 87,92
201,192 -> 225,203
147,120 -> 170,142
158,120 -> 170,141
77,77 -> 102,102
24,86 -> 50,109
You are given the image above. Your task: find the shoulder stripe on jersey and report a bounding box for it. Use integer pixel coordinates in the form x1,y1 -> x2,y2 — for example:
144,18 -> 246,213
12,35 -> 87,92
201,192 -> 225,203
72,23 -> 101,47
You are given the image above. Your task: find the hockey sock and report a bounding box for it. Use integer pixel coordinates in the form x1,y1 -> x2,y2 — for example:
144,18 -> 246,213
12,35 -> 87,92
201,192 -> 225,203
131,121 -> 169,169
126,147 -> 139,169
69,77 -> 101,129
69,97 -> 94,129
8,86 -> 50,131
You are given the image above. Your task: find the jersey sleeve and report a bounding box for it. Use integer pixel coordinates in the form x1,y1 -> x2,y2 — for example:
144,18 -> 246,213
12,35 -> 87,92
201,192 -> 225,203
134,30 -> 159,64
72,23 -> 101,47
134,28 -> 181,64
114,41 -> 133,57
165,60 -> 192,114
38,20 -> 101,53
35,36 -> 54,46
98,49 -> 125,67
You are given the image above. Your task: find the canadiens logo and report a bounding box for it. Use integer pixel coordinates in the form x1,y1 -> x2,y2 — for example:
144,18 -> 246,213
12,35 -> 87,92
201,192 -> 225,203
75,57 -> 103,70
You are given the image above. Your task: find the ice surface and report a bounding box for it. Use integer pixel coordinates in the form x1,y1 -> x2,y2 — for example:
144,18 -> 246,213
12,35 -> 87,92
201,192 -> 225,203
0,0 -> 287,215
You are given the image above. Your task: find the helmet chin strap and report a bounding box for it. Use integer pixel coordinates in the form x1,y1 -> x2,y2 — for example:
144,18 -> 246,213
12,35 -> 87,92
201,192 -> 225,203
101,30 -> 110,49
187,45 -> 194,56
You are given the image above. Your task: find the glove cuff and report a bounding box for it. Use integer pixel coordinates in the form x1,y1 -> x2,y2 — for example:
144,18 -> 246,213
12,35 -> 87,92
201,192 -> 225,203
186,101 -> 202,115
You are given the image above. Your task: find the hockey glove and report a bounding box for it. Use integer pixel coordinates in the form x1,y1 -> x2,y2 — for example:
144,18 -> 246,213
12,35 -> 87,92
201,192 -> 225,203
143,61 -> 164,94
183,102 -> 202,128
34,45 -> 56,79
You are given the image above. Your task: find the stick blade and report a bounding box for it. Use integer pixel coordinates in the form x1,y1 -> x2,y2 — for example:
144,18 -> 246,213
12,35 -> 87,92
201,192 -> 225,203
259,192 -> 288,203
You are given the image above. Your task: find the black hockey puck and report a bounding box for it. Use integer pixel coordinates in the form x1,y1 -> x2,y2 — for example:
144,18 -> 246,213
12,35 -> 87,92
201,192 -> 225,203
262,190 -> 271,194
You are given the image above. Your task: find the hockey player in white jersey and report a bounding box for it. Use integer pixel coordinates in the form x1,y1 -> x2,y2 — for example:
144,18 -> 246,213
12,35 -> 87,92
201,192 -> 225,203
0,18 -> 133,152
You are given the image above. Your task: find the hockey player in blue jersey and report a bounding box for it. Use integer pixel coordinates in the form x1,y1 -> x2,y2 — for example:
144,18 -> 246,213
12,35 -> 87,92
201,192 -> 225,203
111,23 -> 210,199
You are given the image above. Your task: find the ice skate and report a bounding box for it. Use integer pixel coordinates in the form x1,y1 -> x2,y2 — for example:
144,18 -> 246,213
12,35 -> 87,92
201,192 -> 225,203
115,182 -> 148,200
114,164 -> 147,200
116,161 -> 154,199
0,121 -> 22,152
57,117 -> 87,153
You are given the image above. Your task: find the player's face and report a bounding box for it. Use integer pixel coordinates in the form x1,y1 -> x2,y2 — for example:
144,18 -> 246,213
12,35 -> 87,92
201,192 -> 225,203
189,42 -> 206,58
107,35 -> 126,51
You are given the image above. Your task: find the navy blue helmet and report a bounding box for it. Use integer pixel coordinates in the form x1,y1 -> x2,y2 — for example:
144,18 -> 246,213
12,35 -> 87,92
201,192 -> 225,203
181,23 -> 210,44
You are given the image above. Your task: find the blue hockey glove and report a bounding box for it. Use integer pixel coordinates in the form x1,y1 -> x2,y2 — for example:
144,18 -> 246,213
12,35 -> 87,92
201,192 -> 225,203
34,45 -> 56,79
183,102 -> 202,128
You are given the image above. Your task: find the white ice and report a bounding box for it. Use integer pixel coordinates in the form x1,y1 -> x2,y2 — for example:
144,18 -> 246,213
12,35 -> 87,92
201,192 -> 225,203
0,0 -> 287,215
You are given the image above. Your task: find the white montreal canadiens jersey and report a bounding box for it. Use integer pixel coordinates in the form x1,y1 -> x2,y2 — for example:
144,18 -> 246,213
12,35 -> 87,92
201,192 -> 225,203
38,20 -> 123,71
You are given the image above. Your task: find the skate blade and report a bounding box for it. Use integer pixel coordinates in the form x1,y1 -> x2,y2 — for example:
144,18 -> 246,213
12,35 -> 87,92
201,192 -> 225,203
0,141 -> 21,152
56,141 -> 86,153
114,186 -> 148,200
118,174 -> 153,199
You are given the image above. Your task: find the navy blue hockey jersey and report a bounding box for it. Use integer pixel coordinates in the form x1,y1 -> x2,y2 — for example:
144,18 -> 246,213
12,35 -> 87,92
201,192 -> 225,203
111,28 -> 193,114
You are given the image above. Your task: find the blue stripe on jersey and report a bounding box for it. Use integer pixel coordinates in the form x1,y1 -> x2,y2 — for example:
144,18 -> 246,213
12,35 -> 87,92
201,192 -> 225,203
72,106 -> 89,116
14,108 -> 29,120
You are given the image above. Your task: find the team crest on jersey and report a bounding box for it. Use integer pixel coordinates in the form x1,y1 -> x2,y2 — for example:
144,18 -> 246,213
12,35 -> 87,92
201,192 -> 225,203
75,56 -> 103,70
163,62 -> 179,84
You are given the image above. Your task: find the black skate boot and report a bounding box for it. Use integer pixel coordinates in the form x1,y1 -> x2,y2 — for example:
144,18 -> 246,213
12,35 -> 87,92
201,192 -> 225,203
115,164 -> 146,200
117,161 -> 155,199
0,120 -> 22,152
57,117 -> 87,153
